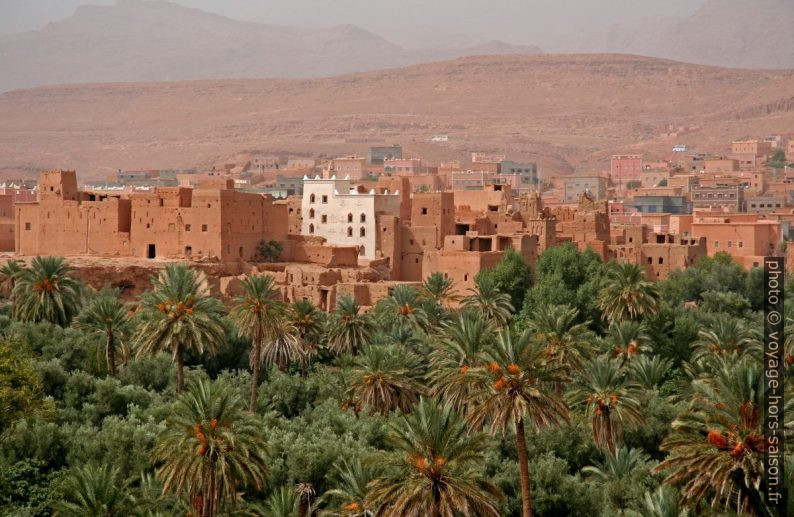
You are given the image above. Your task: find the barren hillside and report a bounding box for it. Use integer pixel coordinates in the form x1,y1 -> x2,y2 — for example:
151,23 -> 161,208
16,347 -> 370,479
0,54 -> 792,179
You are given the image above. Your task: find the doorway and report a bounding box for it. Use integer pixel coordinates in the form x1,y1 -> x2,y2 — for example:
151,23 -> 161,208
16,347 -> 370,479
147,244 -> 156,259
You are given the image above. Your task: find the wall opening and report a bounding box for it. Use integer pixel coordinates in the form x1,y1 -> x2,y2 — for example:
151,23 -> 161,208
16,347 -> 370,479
147,244 -> 156,259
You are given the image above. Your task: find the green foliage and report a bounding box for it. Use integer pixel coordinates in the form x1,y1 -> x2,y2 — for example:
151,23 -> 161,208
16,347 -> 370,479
522,243 -> 607,327
1,252 -> 788,516
0,342 -> 51,434
258,240 -> 284,262
476,247 -> 533,310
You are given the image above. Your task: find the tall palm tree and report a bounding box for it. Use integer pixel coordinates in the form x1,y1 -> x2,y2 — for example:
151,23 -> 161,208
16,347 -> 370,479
133,264 -> 226,393
230,274 -> 285,411
428,313 -> 496,412
74,288 -> 130,376
326,295 -> 374,356
13,256 -> 83,326
526,303 -> 593,374
654,358 -> 793,515
598,262 -> 660,324
323,457 -> 381,516
467,329 -> 570,517
382,284 -> 429,332
54,464 -> 133,516
365,398 -> 502,517
462,274 -> 514,327
153,378 -> 269,517
347,344 -> 423,416
0,259 -> 23,299
420,272 -> 459,307
567,355 -> 645,453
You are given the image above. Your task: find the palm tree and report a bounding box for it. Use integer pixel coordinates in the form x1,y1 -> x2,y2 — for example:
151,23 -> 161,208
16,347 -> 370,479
582,446 -> 649,482
12,256 -> 83,326
382,284 -> 429,331
690,314 -> 761,364
74,288 -> 130,376
629,355 -> 672,391
462,274 -> 514,327
567,355 -> 644,453
347,344 -> 423,416
54,464 -> 133,516
607,320 -> 652,364
598,262 -> 660,324
153,378 -> 269,517
0,259 -> 23,299
428,313 -> 496,412
294,483 -> 315,517
133,264 -> 226,393
421,272 -> 458,306
259,317 -> 305,372
467,329 -> 570,517
366,398 -> 502,517
326,295 -> 374,356
654,358 -> 791,515
289,299 -> 325,350
230,274 -> 285,411
526,303 -> 593,374
323,457 -> 381,515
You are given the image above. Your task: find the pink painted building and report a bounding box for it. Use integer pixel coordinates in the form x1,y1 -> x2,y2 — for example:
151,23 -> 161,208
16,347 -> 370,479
610,155 -> 643,186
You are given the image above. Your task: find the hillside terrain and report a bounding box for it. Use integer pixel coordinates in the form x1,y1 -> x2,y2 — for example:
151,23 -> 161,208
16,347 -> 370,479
0,53 -> 792,179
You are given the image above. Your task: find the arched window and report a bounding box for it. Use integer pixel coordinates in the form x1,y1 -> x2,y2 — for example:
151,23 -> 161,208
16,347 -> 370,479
309,208 -> 315,219
347,213 -> 353,223
310,194 -> 316,203
359,246 -> 365,256
360,213 -> 366,223
308,223 -> 314,234
347,226 -> 353,237
360,227 -> 366,237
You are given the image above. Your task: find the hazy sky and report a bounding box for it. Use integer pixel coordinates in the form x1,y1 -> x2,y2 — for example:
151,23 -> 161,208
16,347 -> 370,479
1,0 -> 704,48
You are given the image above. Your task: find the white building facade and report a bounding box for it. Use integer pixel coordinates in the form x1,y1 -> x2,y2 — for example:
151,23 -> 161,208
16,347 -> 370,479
301,176 -> 401,259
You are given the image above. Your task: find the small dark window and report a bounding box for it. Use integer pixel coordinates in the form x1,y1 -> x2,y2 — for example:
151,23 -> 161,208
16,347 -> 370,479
25,222 -> 31,230
347,227 -> 353,237
185,224 -> 191,231
202,224 -> 208,232
321,215 -> 327,223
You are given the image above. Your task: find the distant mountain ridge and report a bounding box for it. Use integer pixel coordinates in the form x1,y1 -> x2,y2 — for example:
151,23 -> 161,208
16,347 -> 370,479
0,0 -> 541,92
599,0 -> 794,69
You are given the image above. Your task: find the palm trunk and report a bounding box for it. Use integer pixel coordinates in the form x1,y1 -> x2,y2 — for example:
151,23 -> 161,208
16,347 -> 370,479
515,416 -> 533,517
249,327 -> 262,412
105,331 -> 116,376
176,342 -> 185,394
604,412 -> 615,454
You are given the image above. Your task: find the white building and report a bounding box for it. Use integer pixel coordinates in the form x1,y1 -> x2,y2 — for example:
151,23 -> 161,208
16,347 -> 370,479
301,176 -> 401,259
